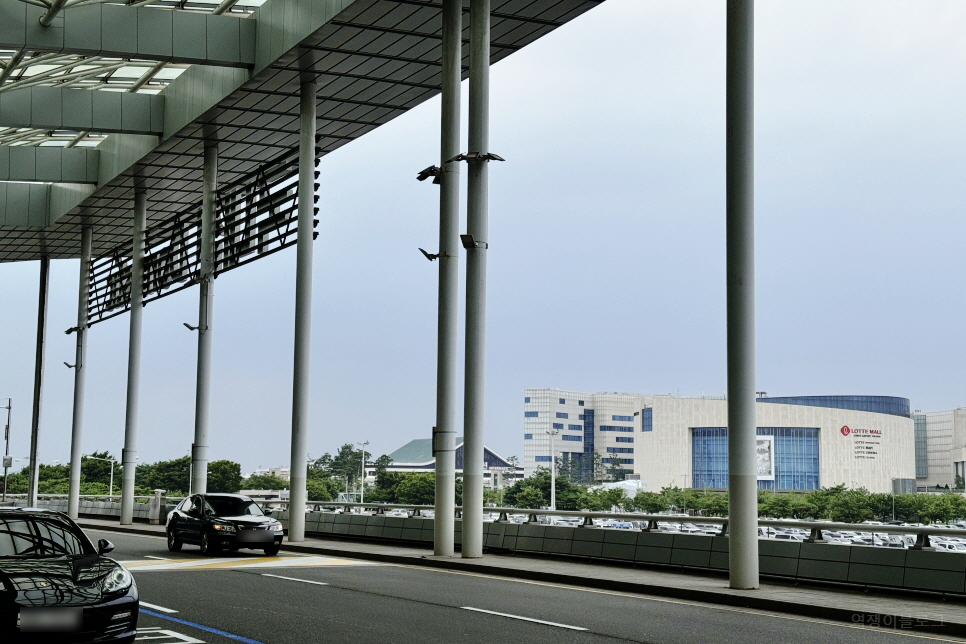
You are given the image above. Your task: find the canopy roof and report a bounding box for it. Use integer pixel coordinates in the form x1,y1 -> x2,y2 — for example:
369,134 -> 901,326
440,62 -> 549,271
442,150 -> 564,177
0,0 -> 603,262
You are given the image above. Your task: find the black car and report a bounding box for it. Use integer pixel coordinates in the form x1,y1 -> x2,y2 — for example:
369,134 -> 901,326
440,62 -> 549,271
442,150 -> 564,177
166,494 -> 283,556
0,508 -> 138,643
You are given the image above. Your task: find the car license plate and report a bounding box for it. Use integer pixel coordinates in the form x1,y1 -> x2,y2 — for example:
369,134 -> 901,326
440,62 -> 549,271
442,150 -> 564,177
237,529 -> 273,544
19,607 -> 83,632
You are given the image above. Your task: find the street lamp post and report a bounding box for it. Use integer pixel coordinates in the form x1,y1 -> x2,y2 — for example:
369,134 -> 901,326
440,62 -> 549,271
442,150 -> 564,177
83,455 -> 116,502
2,399 -> 10,502
357,441 -> 369,505
545,429 -> 559,511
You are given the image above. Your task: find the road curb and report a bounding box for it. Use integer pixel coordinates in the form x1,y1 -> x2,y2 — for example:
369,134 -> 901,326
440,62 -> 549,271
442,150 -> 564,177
83,522 -> 964,638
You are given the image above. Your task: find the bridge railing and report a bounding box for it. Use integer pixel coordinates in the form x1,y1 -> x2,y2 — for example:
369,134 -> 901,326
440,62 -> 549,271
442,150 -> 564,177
263,501 -> 966,550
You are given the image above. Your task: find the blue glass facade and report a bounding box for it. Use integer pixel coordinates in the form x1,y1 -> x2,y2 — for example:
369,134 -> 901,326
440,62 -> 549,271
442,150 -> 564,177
758,395 -> 910,418
914,414 -> 928,478
692,427 -> 820,491
642,408 -> 652,432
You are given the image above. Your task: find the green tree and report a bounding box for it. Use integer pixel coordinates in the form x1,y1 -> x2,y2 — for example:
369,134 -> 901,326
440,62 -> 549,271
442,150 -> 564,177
605,457 -> 628,482
630,491 -> 666,514
81,452 -> 121,488
576,487 -> 627,511
306,477 -> 338,502
242,474 -> 289,490
395,473 -> 436,505
329,444 -> 368,487
207,460 -> 242,493
513,485 -> 545,509
827,487 -> 872,523
136,456 -> 190,495
694,491 -> 729,517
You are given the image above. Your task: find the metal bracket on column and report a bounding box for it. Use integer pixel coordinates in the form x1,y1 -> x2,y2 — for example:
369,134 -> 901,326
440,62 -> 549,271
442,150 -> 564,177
447,152 -> 505,163
182,323 -> 209,332
416,165 -> 442,184
418,248 -> 439,261
460,234 -> 487,250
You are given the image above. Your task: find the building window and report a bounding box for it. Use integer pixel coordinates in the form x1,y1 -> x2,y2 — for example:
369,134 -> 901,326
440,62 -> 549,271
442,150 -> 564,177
607,447 -> 634,454
552,423 -> 564,429
556,412 -> 568,419
578,400 -> 584,406
568,424 -> 582,431
615,436 -> 634,443
524,434 -> 533,440
562,435 -> 582,442
524,411 -> 538,418
599,425 -> 633,432
559,398 -> 566,404
534,456 -> 552,462
612,415 -> 634,422
642,408 -> 653,432
604,458 -> 634,465
691,427 -> 819,491
524,397 -> 530,403
578,414 -> 585,421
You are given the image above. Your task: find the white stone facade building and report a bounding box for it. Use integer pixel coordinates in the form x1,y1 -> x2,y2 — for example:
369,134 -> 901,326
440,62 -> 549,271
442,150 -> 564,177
524,388 -> 916,493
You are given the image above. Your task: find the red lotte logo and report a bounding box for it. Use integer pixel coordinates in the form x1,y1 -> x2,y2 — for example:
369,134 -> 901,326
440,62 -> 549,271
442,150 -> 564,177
840,426 -> 851,436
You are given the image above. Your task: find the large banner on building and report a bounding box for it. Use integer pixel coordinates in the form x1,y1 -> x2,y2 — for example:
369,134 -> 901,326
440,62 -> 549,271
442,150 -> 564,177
756,436 -> 775,481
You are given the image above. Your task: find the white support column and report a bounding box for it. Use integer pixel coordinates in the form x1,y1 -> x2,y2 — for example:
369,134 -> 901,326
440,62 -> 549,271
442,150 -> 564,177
26,256 -> 49,508
191,144 -> 217,495
461,0 -> 491,559
121,191 -> 146,525
68,227 -> 92,519
433,0 -> 462,558
726,0 -> 759,590
288,80 -> 316,542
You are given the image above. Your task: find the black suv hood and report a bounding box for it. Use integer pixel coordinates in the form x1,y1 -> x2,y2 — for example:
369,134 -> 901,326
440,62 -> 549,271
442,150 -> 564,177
216,515 -> 277,527
0,554 -> 120,606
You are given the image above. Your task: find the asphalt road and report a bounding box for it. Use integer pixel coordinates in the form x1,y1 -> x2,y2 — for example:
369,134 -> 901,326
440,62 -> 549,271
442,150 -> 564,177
87,528 -> 966,644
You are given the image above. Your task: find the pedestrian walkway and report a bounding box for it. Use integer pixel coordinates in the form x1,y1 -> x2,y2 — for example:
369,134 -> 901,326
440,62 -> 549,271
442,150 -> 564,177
78,518 -> 966,639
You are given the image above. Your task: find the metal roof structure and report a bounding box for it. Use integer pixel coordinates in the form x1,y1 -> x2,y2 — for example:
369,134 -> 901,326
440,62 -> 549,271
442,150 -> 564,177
0,0 -> 604,263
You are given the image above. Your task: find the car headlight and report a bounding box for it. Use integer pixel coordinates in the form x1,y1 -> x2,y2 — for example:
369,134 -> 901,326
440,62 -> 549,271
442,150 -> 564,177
213,523 -> 236,533
101,566 -> 133,594
270,521 -> 282,529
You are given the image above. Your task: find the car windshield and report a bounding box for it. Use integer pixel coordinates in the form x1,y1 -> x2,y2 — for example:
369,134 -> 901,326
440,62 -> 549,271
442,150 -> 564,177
0,516 -> 91,557
206,498 -> 264,517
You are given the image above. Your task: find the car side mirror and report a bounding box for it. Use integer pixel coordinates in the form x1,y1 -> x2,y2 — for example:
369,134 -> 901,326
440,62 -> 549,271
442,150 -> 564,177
97,539 -> 115,555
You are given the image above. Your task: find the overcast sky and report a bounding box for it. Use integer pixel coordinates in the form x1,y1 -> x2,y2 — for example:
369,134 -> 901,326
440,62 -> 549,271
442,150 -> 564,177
2,0 -> 965,475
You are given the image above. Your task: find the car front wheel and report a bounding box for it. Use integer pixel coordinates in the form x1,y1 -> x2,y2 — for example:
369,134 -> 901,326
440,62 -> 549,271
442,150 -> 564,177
200,531 -> 221,556
166,529 -> 182,552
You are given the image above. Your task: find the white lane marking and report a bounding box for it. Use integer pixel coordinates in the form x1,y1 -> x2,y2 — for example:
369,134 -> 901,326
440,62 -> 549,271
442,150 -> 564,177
402,566 -> 963,643
135,627 -> 204,642
139,602 -> 178,614
461,607 -> 586,631
144,556 -> 169,560
261,573 -> 329,586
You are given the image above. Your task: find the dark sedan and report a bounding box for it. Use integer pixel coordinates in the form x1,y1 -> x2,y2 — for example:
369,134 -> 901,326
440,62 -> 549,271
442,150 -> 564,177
166,493 -> 283,556
0,508 -> 138,643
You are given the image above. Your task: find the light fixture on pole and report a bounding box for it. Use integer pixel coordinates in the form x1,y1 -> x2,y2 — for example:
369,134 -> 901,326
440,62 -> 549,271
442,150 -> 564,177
83,455 -> 117,502
545,429 -> 559,511
357,441 -> 369,505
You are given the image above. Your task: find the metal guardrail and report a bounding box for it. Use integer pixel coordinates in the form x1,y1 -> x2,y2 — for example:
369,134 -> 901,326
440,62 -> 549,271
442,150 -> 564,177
268,501 -> 966,550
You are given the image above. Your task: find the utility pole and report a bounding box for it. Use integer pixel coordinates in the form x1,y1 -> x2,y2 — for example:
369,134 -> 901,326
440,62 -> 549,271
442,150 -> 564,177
357,441 -> 369,504
2,399 -> 10,502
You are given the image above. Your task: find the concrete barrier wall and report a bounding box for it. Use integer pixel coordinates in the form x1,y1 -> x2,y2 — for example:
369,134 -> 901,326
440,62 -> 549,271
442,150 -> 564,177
12,498 -> 154,520
280,512 -> 966,596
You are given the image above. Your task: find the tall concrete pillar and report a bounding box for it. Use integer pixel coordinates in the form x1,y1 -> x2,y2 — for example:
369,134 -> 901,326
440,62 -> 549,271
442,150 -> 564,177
288,80 -> 317,542
433,0 -> 462,558
462,0 -> 492,559
726,0 -> 759,590
191,144 -> 217,495
121,191 -> 146,525
68,227 -> 92,519
26,256 -> 49,508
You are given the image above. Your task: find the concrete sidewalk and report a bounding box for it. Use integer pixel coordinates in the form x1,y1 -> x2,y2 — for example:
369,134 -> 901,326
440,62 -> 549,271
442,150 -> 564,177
78,518 -> 966,639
